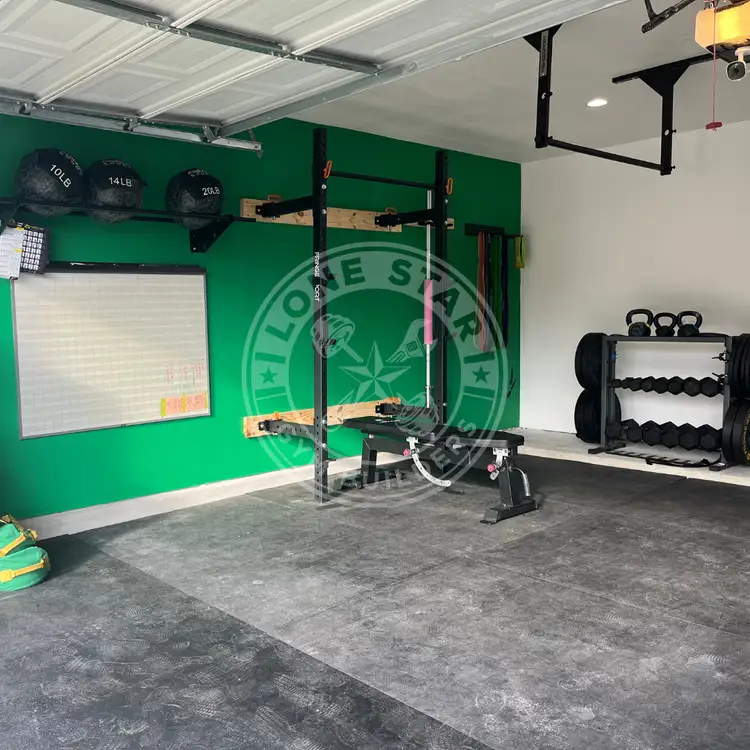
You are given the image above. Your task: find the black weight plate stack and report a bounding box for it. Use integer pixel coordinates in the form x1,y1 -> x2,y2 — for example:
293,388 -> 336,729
574,389 -> 621,444
725,400 -> 750,464
84,159 -> 145,223
729,335 -> 750,398
15,148 -> 84,216
165,168 -> 223,229
722,400 -> 742,463
575,333 -> 606,390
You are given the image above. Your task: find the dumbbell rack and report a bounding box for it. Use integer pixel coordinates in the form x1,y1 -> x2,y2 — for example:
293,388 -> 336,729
589,335 -> 734,471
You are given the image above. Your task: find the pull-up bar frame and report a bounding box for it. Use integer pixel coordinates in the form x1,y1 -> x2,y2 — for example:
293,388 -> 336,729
256,129 -> 451,503
525,24 -> 697,176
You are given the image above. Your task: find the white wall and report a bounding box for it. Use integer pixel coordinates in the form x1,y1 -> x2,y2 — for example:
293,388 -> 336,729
521,119 -> 750,433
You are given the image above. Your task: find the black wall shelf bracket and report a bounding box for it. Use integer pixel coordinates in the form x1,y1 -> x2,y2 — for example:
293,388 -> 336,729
190,217 -> 234,254
525,24 -> 696,176
0,197 -> 255,254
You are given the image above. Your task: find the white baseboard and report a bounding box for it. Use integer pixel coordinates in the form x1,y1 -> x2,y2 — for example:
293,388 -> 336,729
20,455 -> 402,540
29,427 -> 747,541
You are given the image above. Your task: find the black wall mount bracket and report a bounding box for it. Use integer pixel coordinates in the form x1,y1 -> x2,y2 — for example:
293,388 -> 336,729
525,25 -> 707,176
0,197 -> 255,253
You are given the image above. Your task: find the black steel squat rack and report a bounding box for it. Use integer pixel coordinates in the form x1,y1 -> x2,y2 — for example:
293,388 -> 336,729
590,335 -> 734,470
257,128 -> 451,503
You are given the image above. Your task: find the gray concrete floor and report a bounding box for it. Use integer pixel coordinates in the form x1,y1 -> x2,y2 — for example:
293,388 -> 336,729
78,455 -> 750,749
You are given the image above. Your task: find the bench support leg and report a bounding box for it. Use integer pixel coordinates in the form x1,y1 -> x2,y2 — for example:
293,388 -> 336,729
481,448 -> 538,525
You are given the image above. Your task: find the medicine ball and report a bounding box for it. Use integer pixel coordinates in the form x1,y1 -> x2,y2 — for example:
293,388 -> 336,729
84,159 -> 145,223
15,148 -> 84,216
165,169 -> 223,229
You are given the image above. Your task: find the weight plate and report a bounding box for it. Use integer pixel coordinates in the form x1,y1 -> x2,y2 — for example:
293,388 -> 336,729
733,400 -> 750,464
734,337 -> 744,396
575,389 -> 620,444
722,399 -> 742,463
731,399 -> 746,464
733,336 -> 746,397
736,335 -> 750,398
575,333 -> 605,390
574,337 -> 584,387
728,336 -> 744,397
574,390 -> 599,443
742,336 -> 750,398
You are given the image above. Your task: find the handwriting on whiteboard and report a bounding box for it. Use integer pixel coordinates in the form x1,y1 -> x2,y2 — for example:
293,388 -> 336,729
164,362 -> 207,388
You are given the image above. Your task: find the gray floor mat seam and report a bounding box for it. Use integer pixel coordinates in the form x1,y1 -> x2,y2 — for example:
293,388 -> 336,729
474,554 -> 750,643
12,537 -> 494,750
548,499 -> 750,542
82,543 -> 497,750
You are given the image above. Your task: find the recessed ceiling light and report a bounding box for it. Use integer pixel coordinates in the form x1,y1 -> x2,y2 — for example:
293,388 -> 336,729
587,97 -> 608,108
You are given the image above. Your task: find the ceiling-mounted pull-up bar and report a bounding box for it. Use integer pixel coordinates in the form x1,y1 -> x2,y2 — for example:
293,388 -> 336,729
525,25 -> 695,176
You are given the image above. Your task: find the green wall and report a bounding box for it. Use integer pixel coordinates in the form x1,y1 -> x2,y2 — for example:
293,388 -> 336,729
0,114 -> 521,519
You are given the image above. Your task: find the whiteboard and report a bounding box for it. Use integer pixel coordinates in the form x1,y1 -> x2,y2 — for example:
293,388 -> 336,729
12,267 -> 210,438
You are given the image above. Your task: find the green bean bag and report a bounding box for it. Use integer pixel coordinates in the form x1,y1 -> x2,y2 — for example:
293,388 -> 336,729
0,546 -> 50,592
0,515 -> 38,558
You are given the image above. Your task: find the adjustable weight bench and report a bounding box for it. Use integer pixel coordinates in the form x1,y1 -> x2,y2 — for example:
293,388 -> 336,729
342,408 -> 537,524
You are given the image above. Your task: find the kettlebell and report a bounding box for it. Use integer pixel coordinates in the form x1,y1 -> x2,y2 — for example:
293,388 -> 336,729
677,311 -> 703,337
654,312 -> 678,337
626,309 -> 654,337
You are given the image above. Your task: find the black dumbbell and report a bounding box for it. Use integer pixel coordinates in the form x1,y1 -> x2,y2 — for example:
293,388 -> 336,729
653,377 -> 669,394
629,377 -> 643,391
617,378 -> 632,389
623,419 -> 642,443
642,420 -> 662,446
661,421 -> 680,449
678,423 -> 699,450
698,425 -> 721,452
667,377 -> 684,395
700,377 -> 722,398
641,377 -> 655,393
606,421 -> 624,439
682,377 -> 701,397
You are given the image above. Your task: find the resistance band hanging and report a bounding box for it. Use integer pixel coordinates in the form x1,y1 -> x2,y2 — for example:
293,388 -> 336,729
475,231 -> 496,352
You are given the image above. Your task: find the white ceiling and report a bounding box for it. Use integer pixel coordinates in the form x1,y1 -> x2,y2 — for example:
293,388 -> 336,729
297,0 -> 750,162
0,0 -> 624,139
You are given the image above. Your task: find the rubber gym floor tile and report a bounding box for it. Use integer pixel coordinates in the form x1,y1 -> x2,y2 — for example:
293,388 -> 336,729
0,537 -> 488,750
253,471 -> 591,557
280,555 -> 750,750
481,511 -> 750,638
514,455 -> 682,508
603,477 -> 750,538
80,492 -> 452,635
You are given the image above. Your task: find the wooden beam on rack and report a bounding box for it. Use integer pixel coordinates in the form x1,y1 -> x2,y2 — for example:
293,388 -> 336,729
243,397 -> 401,438
240,199 -> 454,232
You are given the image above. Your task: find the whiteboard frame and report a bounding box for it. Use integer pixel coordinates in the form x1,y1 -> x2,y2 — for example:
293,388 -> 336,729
12,263 -> 211,440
